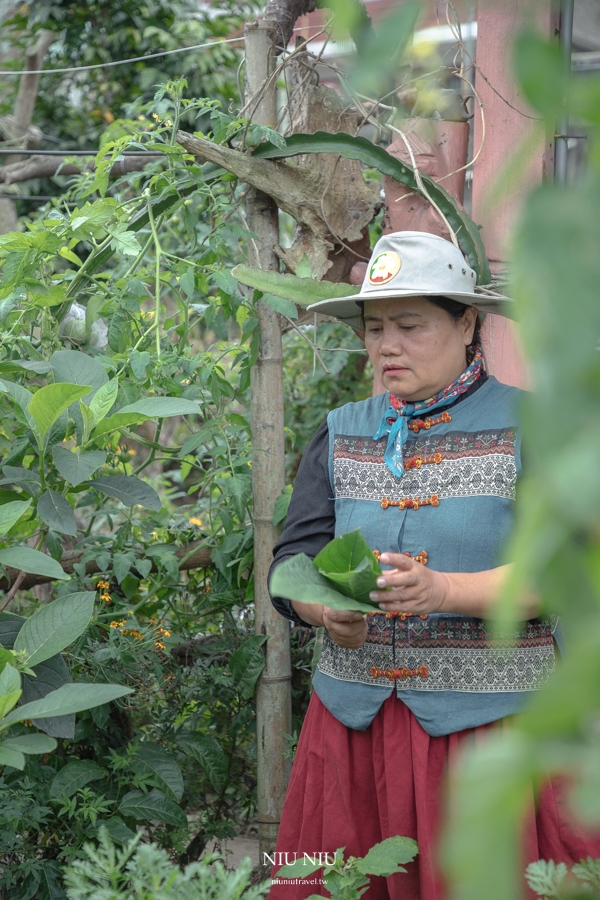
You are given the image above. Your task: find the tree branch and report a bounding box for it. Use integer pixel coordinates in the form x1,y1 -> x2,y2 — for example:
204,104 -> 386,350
1,541 -> 213,592
0,154 -> 161,186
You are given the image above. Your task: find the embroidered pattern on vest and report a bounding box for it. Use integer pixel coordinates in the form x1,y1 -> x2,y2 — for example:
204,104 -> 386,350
317,616 -> 557,692
333,428 -> 517,503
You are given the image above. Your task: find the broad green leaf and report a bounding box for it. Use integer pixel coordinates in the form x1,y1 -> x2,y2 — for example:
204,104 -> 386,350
0,489 -> 24,505
14,592 -> 95,667
2,733 -> 57,755
0,648 -> 14,673
276,858 -> 324,879
0,378 -> 36,429
513,32 -> 565,120
39,860 -> 65,900
109,229 -> 142,256
232,265 -> 359,306
0,466 -> 41,497
0,612 -> 24,649
37,490 -> 77,536
92,411 -> 148,438
356,836 -> 419,876
118,789 -> 187,827
179,734 -> 228,792
262,294 -> 298,318
270,553 -> 378,614
0,500 -> 31,537
49,759 -> 107,799
28,383 -> 91,439
0,691 -> 22,720
21,654 -> 75,739
89,378 -> 118,423
0,547 -> 68,580
226,473 -> 251,520
118,397 -> 200,418
130,742 -> 184,802
2,682 -> 132,725
252,132 -> 491,285
78,401 -> 96,443
273,484 -> 293,526
89,475 -> 161,510
49,349 -> 108,399
96,817 -> 136,845
0,664 -> 21,717
53,447 -> 106,486
0,746 -> 25,769
129,351 -> 150,380
228,634 -> 267,700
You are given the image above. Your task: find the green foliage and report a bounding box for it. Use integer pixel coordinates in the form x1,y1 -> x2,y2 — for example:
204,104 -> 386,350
231,266 -> 360,305
271,530 -> 381,613
275,837 -> 418,900
440,27 -> 600,900
0,591 -> 132,771
63,828 -> 269,900
526,857 -> 600,899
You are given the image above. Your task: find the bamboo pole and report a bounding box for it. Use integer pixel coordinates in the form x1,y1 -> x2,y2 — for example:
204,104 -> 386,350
244,18 -> 292,861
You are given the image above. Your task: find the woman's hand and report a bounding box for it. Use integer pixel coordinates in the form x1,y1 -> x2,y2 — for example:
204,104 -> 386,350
370,553 -> 449,615
370,556 -> 525,619
291,601 -> 368,648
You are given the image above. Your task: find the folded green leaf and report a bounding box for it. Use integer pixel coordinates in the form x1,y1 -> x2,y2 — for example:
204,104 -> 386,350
314,529 -> 381,605
270,551 -> 379,614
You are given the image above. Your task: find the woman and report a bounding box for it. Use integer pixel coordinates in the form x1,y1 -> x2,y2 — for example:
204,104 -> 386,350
268,232 -> 595,900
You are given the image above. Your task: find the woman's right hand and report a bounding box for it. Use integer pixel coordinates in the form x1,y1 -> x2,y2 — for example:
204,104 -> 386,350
291,601 -> 368,648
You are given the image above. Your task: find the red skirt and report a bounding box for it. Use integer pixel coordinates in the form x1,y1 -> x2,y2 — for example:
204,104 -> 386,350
269,693 -> 600,900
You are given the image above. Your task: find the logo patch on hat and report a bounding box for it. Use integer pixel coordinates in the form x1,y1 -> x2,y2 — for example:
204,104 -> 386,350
368,251 -> 402,286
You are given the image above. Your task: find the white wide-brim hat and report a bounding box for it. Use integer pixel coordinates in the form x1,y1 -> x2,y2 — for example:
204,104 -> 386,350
307,231 -> 514,329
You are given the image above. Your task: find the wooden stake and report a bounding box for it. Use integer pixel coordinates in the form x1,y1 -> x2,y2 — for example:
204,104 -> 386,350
244,19 -> 292,861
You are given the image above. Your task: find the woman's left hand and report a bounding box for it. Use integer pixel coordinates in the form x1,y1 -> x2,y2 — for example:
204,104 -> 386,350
370,552 -> 449,615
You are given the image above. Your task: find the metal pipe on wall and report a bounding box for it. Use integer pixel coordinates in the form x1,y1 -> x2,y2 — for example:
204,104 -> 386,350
555,0 -> 575,185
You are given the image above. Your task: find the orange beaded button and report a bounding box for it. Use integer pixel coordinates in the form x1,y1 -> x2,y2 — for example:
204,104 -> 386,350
405,452 -> 443,469
381,495 -> 439,511
408,411 -> 452,433
370,665 -> 429,681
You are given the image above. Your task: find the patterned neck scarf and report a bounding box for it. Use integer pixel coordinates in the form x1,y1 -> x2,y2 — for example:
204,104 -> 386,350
373,346 -> 484,478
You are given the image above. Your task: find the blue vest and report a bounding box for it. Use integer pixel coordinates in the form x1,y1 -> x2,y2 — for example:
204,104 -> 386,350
312,376 -> 558,736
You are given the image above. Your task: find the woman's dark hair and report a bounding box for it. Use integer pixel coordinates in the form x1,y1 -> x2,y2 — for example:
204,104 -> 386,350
426,295 -> 482,348
357,296 -> 481,349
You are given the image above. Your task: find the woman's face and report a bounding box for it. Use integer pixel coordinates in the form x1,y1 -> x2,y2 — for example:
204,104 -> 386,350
363,296 -> 478,401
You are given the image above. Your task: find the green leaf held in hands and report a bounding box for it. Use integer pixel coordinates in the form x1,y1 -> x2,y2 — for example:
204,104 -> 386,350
270,530 -> 381,613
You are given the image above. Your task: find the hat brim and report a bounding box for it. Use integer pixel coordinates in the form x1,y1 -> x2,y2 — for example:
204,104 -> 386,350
307,289 -> 515,330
